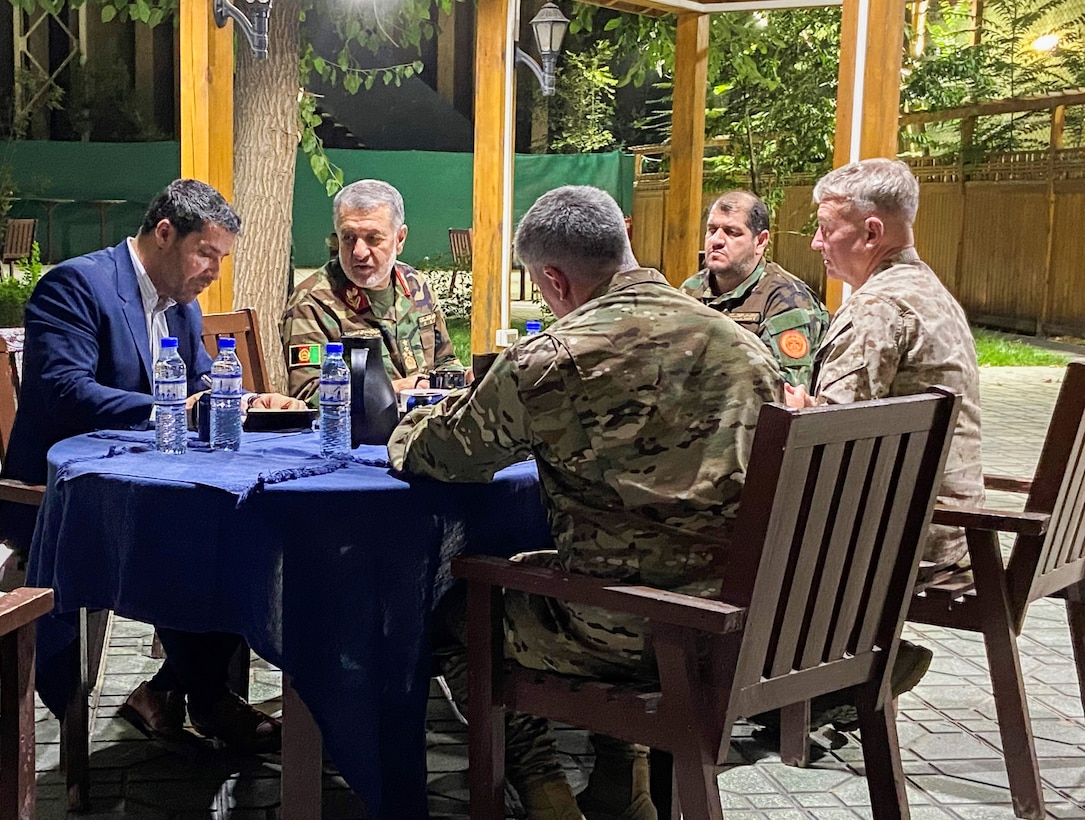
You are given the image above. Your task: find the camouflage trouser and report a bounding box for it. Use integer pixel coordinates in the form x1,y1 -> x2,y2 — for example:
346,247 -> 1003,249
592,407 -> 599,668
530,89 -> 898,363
438,551 -> 658,791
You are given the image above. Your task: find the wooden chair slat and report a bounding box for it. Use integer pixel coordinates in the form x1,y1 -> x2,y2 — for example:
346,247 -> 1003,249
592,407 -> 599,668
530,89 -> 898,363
770,441 -> 845,678
827,435 -> 899,659
1043,413 -> 1085,572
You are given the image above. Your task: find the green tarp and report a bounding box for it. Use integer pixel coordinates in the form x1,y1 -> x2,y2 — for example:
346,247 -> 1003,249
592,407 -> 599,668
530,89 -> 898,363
6,141 -> 634,268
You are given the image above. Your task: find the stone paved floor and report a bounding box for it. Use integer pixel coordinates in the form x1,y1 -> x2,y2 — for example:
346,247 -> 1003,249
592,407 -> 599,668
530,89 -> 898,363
28,364 -> 1085,818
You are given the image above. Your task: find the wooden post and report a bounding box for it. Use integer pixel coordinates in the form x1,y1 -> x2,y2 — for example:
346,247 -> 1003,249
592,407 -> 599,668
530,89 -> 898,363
470,0 -> 515,354
662,13 -> 708,286
1039,104 -> 1065,334
826,0 -> 906,311
179,0 -> 235,313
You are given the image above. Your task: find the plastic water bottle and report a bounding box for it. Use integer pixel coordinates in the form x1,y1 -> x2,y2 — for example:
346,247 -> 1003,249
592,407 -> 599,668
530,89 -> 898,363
320,342 -> 351,458
525,319 -> 542,335
154,337 -> 188,455
210,337 -> 244,451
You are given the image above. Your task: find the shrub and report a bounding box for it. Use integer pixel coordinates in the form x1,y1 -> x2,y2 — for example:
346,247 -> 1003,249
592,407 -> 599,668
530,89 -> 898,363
0,241 -> 42,327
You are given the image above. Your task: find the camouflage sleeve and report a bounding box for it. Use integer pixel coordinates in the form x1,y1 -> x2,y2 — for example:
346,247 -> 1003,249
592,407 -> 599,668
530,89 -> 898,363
430,304 -> 461,369
762,305 -> 827,390
388,347 -> 532,481
815,295 -> 904,404
280,297 -> 338,408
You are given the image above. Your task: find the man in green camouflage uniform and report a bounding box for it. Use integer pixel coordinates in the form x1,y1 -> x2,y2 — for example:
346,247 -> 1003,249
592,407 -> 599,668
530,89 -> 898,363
280,179 -> 461,405
787,158 -> 984,581
389,186 -> 782,820
680,190 -> 828,388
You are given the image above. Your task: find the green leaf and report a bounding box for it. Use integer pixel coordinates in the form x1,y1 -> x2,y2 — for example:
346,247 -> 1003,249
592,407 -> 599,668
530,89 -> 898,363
313,56 -> 326,74
365,74 -> 375,90
101,5 -> 117,22
604,17 -> 620,31
326,178 -> 340,196
310,153 -> 326,180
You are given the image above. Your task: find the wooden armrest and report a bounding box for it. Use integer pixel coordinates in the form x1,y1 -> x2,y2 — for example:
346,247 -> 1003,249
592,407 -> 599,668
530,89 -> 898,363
931,504 -> 1049,535
984,473 -> 1032,494
0,587 -> 54,636
0,478 -> 45,507
452,555 -> 747,635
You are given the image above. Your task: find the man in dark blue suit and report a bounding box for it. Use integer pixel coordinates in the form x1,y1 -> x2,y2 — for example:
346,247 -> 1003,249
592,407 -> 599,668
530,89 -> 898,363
0,179 -> 300,752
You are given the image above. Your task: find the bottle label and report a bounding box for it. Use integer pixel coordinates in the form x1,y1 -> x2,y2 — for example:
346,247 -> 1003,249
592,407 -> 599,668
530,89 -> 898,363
211,375 -> 243,396
320,379 -> 350,405
155,379 -> 187,403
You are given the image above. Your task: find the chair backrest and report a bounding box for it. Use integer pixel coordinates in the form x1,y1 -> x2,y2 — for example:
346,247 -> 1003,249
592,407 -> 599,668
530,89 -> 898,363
1008,359 -> 1085,609
2,219 -> 37,271
721,390 -> 960,722
448,228 -> 472,268
200,308 -> 269,393
0,338 -> 21,464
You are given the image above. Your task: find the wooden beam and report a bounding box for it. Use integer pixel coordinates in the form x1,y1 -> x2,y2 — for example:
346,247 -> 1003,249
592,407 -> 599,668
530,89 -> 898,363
899,88 -> 1085,126
826,0 -> 905,311
662,12 -> 708,286
180,0 -> 235,313
436,5 -> 456,105
470,0 -> 515,354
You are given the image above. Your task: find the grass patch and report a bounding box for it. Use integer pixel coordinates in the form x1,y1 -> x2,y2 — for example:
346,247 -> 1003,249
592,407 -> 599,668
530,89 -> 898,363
446,318 -> 535,365
974,329 -> 1075,367
452,321 -> 1077,368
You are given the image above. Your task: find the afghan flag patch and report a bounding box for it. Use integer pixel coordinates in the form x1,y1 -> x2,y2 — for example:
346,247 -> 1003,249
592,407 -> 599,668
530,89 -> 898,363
289,343 -> 322,368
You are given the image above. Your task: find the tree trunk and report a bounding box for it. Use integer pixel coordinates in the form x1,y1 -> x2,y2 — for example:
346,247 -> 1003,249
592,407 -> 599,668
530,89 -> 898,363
232,0 -> 300,394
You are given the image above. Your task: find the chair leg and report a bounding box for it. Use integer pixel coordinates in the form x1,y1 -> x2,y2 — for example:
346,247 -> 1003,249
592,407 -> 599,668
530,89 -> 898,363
970,532 -> 1044,820
63,610 -> 91,812
0,626 -> 37,820
780,701 -> 810,767
649,749 -> 680,820
1064,593 -> 1085,717
466,581 -> 505,820
855,692 -> 908,820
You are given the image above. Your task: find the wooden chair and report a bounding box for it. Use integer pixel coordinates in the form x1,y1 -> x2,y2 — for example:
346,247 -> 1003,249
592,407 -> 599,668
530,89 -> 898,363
907,359 -> 1085,820
1,220 -> 37,278
454,390 -> 960,820
201,308 -> 270,393
448,228 -> 472,293
0,338 -> 22,466
0,586 -> 53,820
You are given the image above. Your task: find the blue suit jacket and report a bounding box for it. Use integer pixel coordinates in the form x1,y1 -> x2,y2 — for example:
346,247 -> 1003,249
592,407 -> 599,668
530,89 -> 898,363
0,241 -> 213,547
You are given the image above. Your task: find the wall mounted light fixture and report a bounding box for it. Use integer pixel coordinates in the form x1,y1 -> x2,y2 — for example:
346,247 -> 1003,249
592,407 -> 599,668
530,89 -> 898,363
213,0 -> 272,59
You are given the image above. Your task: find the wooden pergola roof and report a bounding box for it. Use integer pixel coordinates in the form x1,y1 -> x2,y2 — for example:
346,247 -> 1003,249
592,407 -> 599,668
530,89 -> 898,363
180,0 -> 905,335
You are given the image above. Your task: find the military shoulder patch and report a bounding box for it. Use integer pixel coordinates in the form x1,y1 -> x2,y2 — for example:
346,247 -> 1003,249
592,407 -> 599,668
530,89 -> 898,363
288,343 -> 322,368
417,312 -> 437,328
778,329 -> 810,360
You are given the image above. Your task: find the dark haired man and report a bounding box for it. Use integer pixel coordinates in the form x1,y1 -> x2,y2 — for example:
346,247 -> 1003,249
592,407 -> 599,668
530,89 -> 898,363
681,190 -> 828,388
0,179 -> 301,752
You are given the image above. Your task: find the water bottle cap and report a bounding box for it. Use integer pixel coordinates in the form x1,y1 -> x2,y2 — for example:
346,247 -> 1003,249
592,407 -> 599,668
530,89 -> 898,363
217,337 -> 236,350
161,337 -> 179,348
326,342 -> 343,355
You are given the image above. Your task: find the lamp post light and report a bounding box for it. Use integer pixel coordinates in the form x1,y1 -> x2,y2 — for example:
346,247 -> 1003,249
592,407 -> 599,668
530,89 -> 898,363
515,2 -> 570,96
213,0 -> 273,59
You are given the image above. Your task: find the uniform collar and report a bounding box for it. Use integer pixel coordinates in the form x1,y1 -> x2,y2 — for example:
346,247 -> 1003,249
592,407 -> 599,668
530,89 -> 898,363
333,261 -> 413,314
705,259 -> 765,305
868,247 -> 922,281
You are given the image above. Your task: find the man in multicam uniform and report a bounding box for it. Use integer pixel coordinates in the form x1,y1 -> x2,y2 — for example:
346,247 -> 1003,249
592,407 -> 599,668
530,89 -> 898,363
787,157 -> 985,582
680,190 -> 828,388
280,179 -> 461,405
389,186 -> 782,820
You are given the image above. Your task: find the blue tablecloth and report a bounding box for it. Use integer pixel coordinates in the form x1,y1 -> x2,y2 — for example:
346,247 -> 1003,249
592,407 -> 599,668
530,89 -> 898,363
27,429 -> 552,819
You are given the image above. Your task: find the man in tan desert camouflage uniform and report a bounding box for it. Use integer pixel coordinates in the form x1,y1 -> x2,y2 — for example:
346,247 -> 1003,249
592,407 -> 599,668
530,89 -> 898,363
786,158 -> 985,580
389,186 -> 781,820
280,179 -> 461,405
681,190 -> 828,388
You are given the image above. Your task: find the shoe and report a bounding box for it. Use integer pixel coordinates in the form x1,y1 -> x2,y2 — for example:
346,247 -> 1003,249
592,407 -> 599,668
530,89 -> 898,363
519,778 -> 587,820
118,681 -> 187,740
891,640 -> 933,697
188,691 -> 282,753
577,741 -> 657,820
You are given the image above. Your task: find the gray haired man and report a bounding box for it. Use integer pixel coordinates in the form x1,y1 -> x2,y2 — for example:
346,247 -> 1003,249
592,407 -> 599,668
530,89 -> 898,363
389,186 -> 781,820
